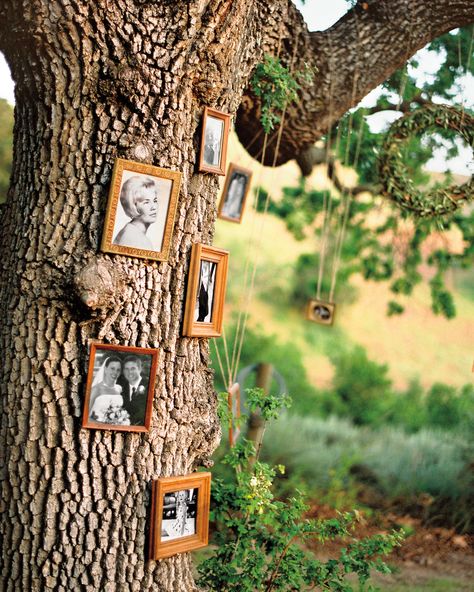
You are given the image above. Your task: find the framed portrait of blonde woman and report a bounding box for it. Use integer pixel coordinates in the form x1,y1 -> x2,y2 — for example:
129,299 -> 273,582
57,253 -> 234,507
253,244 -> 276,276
149,472 -> 211,560
101,158 -> 182,261
82,343 -> 159,433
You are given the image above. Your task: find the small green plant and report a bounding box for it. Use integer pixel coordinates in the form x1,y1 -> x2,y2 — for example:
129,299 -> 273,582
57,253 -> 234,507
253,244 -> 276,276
251,55 -> 313,133
198,388 -> 404,591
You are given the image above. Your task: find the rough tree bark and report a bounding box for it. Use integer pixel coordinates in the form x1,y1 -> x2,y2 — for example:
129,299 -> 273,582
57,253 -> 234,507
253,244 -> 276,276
0,1 -> 472,591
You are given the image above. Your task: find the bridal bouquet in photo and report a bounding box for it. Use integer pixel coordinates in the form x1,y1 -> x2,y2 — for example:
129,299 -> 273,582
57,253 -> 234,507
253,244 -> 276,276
103,404 -> 131,425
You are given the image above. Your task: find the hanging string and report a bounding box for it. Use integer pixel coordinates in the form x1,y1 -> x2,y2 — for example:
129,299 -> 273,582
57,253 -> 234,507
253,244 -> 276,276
315,28 -> 337,301
213,338 -> 228,391
221,323 -> 233,388
326,5 -> 363,303
231,35 -> 300,382
215,21 -> 287,387
329,114 -> 366,301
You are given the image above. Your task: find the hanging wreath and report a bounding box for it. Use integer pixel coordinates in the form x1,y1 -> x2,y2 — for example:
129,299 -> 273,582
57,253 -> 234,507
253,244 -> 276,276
378,104 -> 474,218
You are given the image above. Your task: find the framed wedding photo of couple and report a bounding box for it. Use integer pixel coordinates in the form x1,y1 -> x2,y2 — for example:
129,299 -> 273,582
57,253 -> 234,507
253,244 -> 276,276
149,472 -> 211,560
182,244 -> 229,337
82,343 -> 159,433
199,106 -> 231,175
101,158 -> 182,262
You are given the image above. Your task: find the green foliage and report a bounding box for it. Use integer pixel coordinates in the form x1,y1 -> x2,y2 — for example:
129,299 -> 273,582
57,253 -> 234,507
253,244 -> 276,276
262,26 -> 474,318
198,391 -> 404,591
319,345 -> 474,434
378,104 -> 474,218
246,387 -> 292,421
0,98 -> 13,203
262,413 -> 474,530
251,54 -> 313,134
329,346 -> 393,425
211,323 -> 323,416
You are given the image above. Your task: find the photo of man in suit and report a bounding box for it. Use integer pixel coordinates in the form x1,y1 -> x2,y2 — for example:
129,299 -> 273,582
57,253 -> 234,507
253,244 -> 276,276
119,355 -> 150,425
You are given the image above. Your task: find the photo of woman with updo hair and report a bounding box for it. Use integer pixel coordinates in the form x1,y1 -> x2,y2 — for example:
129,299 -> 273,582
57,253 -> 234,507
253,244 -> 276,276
113,175 -> 159,250
102,159 -> 182,262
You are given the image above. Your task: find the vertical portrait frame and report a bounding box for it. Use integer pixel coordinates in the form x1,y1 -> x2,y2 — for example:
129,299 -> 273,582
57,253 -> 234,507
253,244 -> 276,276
101,158 -> 182,261
198,107 -> 231,175
149,472 -> 211,560
218,162 -> 253,223
182,243 -> 229,337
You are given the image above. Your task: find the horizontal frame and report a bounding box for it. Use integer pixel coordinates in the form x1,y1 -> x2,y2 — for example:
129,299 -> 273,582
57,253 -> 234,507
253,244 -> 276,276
227,382 -> 241,447
199,106 -> 231,175
306,299 -> 336,326
101,158 -> 182,261
149,472 -> 211,560
218,162 -> 253,224
182,244 -> 229,337
82,343 -> 159,433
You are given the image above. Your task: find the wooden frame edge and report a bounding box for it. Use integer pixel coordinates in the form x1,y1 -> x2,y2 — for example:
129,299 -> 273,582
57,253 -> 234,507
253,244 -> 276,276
198,107 -> 231,176
182,244 -> 229,337
100,158 -> 182,262
81,343 -> 159,433
149,472 -> 211,561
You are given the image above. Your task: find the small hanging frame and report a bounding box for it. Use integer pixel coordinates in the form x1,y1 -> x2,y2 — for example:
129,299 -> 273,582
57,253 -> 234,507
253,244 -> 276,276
306,299 -> 336,326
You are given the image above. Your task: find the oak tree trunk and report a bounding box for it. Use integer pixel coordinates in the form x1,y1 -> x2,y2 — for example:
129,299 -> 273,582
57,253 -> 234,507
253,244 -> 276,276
0,1 -> 472,591
0,1 -> 261,590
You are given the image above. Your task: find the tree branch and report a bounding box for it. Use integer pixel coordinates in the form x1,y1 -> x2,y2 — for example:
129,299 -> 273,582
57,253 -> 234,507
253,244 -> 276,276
236,0 -> 474,170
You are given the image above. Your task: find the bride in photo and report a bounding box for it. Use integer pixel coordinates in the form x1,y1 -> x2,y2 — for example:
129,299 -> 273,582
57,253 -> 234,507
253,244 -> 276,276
89,356 -> 130,425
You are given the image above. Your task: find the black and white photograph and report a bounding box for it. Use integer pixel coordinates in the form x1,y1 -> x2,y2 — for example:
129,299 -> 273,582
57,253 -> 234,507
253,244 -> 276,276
194,259 -> 217,323
101,158 -> 181,261
82,344 -> 159,433
199,107 -> 231,175
149,472 -> 211,560
306,299 -> 336,326
218,163 -> 252,223
160,489 -> 198,541
182,244 -> 228,337
203,117 -> 223,168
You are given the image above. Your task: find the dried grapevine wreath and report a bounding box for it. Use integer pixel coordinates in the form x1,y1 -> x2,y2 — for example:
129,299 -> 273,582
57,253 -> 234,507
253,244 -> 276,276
379,104 -> 473,218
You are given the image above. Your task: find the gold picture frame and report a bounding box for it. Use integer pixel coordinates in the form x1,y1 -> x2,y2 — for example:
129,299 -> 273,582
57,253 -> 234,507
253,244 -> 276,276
218,162 -> 253,223
182,244 -> 229,337
149,472 -> 211,560
82,343 -> 159,433
306,299 -> 336,326
101,158 -> 182,261
199,107 -> 231,175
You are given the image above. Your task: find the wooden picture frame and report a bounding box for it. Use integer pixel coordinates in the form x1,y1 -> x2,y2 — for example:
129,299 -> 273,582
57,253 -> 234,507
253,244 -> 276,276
149,472 -> 211,560
199,107 -> 231,175
82,343 -> 159,433
227,382 -> 241,447
182,244 -> 229,337
101,158 -> 182,261
218,162 -> 252,223
306,299 -> 336,326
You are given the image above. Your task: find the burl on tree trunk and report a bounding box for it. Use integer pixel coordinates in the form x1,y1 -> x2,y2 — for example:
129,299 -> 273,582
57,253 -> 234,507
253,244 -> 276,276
0,0 -> 472,591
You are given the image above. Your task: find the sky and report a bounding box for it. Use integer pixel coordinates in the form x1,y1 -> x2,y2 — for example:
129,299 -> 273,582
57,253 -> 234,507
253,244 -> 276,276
0,0 -> 471,174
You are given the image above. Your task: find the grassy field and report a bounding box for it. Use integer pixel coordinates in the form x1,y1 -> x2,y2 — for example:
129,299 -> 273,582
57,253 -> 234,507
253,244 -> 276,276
214,135 -> 474,390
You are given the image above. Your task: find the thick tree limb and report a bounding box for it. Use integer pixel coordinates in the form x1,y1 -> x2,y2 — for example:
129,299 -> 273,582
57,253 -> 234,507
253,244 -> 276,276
236,0 -> 474,171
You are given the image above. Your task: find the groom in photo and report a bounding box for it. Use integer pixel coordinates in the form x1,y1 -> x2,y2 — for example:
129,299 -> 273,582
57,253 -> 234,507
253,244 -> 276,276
119,355 -> 149,425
